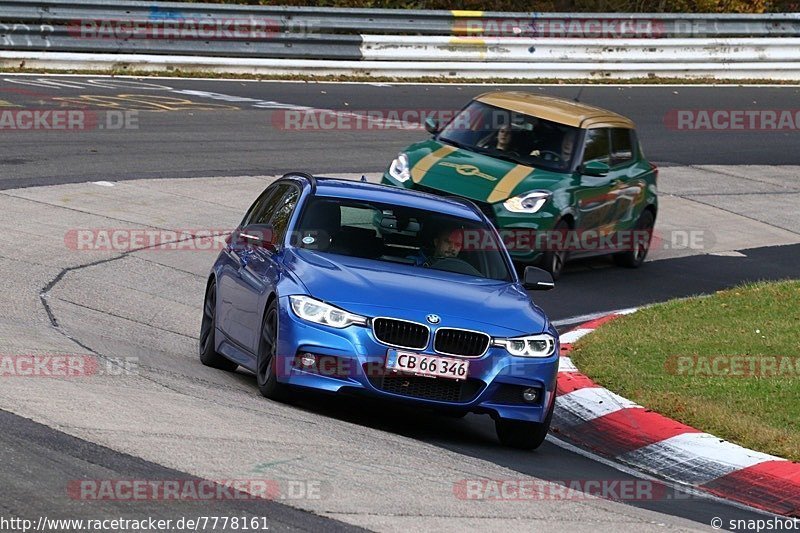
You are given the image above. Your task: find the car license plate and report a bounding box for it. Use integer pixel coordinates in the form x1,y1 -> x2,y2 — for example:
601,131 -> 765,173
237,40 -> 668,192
385,350 -> 469,380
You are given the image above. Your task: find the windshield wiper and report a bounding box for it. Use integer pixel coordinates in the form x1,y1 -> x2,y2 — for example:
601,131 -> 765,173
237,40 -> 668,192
439,137 -> 465,149
489,152 -> 528,166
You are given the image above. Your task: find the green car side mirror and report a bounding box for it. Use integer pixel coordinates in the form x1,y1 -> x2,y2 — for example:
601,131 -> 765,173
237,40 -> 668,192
581,160 -> 611,177
424,117 -> 440,134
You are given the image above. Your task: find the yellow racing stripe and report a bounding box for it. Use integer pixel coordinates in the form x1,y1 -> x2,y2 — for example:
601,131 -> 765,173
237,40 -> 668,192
487,165 -> 533,203
411,145 -> 458,183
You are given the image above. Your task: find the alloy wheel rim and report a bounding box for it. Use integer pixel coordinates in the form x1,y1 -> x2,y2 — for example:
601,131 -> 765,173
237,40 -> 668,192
259,309 -> 277,383
636,225 -> 653,262
200,286 -> 215,352
553,251 -> 564,275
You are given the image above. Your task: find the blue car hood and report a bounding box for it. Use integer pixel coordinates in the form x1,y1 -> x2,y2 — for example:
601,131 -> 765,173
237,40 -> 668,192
284,249 -> 547,336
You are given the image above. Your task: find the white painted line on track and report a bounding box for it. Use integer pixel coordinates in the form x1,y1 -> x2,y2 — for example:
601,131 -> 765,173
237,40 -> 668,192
553,307 -> 639,328
559,328 -> 594,344
558,356 -> 579,373
546,434 -> 781,518
618,433 -> 784,486
557,387 -> 642,422
709,251 -> 747,257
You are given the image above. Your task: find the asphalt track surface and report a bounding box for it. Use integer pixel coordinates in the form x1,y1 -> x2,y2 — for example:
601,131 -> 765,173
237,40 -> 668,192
0,410 -> 363,532
1,75 -> 799,531
1,75 -> 800,188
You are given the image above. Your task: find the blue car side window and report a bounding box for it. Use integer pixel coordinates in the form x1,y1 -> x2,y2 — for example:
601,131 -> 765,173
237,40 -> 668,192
268,186 -> 301,244
241,184 -> 288,228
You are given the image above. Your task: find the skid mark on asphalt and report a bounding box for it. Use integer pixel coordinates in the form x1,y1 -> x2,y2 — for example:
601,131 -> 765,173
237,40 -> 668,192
53,296 -> 195,339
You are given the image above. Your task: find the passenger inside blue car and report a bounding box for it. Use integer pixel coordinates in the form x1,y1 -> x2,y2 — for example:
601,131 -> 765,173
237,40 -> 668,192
409,227 -> 464,267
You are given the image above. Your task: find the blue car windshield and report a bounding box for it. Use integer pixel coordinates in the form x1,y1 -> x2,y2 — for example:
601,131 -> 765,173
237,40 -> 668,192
296,196 -> 512,282
438,100 -> 580,172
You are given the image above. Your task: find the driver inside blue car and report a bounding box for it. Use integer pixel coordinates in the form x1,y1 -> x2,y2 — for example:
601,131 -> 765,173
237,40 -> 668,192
409,227 -> 464,267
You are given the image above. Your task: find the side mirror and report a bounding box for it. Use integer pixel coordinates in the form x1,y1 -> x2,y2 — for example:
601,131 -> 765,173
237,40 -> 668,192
581,160 -> 610,177
424,117 -> 440,135
522,266 -> 555,291
233,224 -> 276,252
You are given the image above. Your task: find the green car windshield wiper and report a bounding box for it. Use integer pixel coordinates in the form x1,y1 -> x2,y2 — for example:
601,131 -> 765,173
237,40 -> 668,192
439,137 -> 465,149
488,151 -> 528,166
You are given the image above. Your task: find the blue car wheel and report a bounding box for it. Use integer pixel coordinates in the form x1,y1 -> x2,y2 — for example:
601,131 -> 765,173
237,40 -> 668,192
257,300 -> 290,402
199,280 -> 238,372
495,399 -> 554,450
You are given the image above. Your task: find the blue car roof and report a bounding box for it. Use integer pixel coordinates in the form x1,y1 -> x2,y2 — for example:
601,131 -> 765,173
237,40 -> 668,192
312,177 -> 483,221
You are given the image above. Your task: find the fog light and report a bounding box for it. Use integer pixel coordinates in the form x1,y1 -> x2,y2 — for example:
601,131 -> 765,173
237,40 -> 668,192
522,388 -> 538,403
300,353 -> 316,367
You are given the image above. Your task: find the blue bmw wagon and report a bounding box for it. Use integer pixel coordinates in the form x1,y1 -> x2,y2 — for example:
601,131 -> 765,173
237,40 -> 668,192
200,173 -> 560,449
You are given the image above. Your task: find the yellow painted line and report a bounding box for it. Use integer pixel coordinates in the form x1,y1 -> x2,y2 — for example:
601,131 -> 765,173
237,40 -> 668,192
449,37 -> 487,47
487,165 -> 533,203
450,10 -> 485,35
0,99 -> 21,107
411,145 -> 458,184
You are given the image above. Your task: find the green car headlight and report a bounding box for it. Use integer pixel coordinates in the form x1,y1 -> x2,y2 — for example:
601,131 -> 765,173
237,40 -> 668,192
388,153 -> 411,183
503,191 -> 551,213
493,333 -> 556,357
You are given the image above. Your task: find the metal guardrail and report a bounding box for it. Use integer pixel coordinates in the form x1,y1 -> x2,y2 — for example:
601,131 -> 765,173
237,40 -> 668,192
361,36 -> 800,63
1,1 -> 800,79
2,0 -> 800,37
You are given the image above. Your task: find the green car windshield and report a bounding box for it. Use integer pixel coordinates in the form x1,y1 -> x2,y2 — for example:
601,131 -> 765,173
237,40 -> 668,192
438,101 -> 580,172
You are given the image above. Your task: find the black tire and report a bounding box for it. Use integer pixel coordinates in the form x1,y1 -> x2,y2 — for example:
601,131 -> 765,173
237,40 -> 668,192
540,220 -> 570,281
495,403 -> 553,450
614,209 -> 655,268
199,280 -> 239,372
256,300 -> 290,402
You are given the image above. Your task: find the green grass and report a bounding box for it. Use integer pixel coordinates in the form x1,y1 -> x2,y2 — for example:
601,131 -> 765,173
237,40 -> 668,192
571,280 -> 800,462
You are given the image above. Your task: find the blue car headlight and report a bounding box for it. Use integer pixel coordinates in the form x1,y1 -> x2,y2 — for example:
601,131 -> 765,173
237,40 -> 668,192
492,333 -> 556,358
289,295 -> 368,328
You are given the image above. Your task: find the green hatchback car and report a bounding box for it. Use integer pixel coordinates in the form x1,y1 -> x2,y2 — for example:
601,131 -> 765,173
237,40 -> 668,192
381,92 -> 658,279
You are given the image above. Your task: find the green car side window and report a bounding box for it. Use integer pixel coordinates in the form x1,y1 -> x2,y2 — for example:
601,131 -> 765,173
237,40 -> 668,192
610,128 -> 635,167
582,128 -> 611,165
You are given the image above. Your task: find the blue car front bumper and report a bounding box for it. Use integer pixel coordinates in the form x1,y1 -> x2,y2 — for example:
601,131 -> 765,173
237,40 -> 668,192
275,297 -> 559,423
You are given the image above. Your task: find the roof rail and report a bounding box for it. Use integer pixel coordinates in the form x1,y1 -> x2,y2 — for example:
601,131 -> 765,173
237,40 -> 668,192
281,172 -> 317,194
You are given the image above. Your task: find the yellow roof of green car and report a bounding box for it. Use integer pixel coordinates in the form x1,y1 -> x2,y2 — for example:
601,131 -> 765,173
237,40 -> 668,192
475,92 -> 636,129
